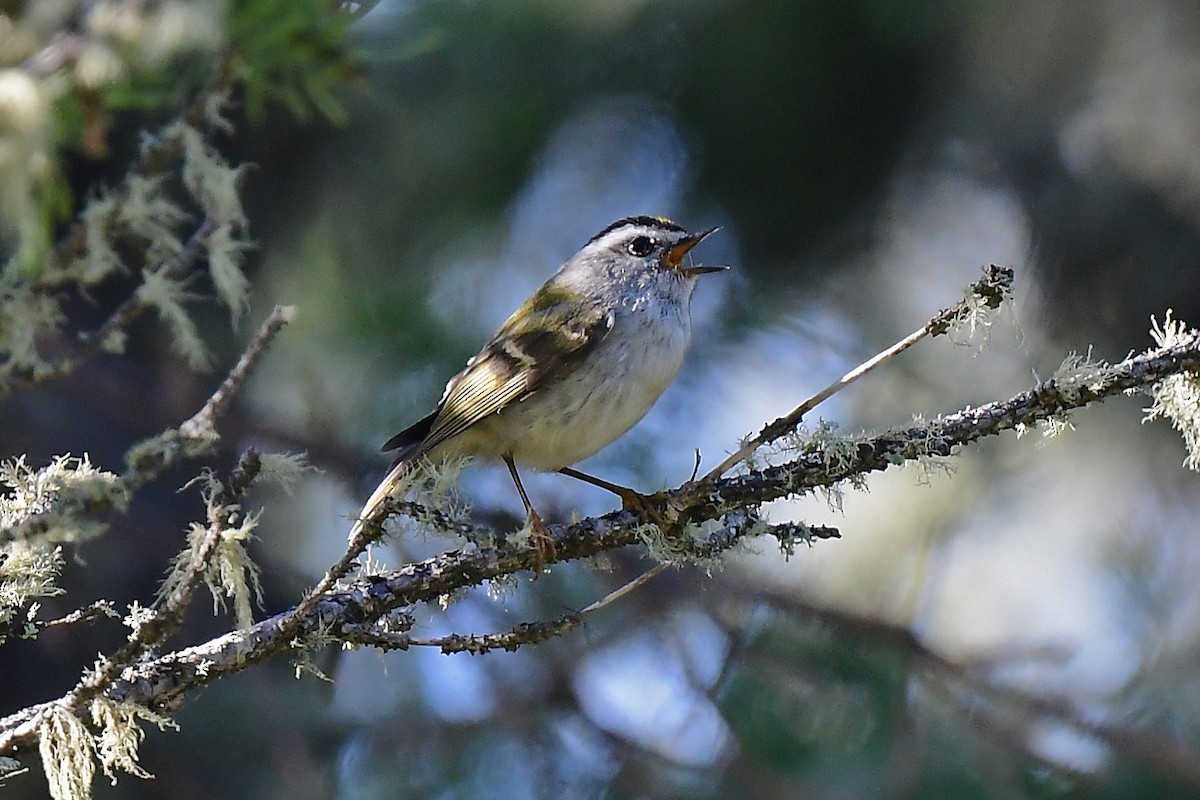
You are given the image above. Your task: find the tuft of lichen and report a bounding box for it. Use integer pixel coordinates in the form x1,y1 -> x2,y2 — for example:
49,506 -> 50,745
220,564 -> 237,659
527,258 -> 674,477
396,457 -> 475,544
1050,347 -> 1113,403
136,270 -> 211,370
256,452 -> 315,494
157,473 -> 263,629
0,454 -> 129,545
90,698 -> 176,785
1144,311 -> 1200,471
0,545 -> 63,629
0,283 -> 65,382
119,175 -> 189,261
71,193 -> 125,286
39,706 -> 96,800
946,286 -> 998,346
778,420 -> 866,511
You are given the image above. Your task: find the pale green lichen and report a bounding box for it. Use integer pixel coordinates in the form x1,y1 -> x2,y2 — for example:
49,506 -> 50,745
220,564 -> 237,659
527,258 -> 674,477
786,420 -> 861,475
1039,412 -> 1076,440
256,452 -> 315,494
486,573 -> 519,602
0,457 -> 117,627
910,453 -> 955,486
204,221 -> 252,325
779,420 -> 867,511
772,519 -> 817,560
136,270 -> 210,370
157,474 -> 263,629
1144,311 -> 1200,471
1050,347 -> 1113,403
39,706 -> 95,800
121,601 -> 155,641
0,282 -> 65,380
0,454 -> 129,545
1013,349 -> 1112,441
0,544 -> 63,629
118,174 -> 188,261
903,413 -> 955,483
173,120 -> 254,324
72,192 -> 125,286
202,91 -> 236,135
207,512 -> 262,629
946,287 -> 998,346
177,122 -> 248,229
400,456 -> 475,542
437,587 -> 468,610
418,456 -> 471,514
636,518 -> 729,568
99,327 -> 127,355
90,698 -> 176,785
293,617 -> 340,680
944,265 -> 1017,349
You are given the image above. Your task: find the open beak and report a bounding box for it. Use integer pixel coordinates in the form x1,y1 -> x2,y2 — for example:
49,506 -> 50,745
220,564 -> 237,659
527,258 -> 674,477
663,227 -> 727,276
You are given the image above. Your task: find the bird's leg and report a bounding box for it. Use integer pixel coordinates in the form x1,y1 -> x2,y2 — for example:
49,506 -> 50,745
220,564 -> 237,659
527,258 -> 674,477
504,455 -> 555,572
557,466 -> 670,530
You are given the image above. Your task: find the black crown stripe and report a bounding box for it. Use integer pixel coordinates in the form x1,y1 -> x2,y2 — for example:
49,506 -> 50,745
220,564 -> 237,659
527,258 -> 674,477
585,215 -> 684,245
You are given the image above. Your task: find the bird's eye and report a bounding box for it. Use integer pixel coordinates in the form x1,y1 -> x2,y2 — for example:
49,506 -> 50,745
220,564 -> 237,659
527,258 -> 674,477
626,236 -> 655,257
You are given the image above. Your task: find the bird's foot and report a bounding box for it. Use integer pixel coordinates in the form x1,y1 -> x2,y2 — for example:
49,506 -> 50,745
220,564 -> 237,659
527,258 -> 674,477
613,487 -> 672,531
557,466 -> 674,530
525,509 -> 556,575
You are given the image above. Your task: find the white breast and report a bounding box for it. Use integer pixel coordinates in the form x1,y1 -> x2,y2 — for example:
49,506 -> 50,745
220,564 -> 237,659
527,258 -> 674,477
452,305 -> 691,471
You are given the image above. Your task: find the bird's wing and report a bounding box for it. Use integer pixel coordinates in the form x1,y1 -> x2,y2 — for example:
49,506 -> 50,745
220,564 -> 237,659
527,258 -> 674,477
384,287 -> 613,459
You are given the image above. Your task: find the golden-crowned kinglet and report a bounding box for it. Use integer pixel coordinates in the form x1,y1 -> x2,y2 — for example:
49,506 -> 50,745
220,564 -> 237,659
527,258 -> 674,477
351,216 -> 724,564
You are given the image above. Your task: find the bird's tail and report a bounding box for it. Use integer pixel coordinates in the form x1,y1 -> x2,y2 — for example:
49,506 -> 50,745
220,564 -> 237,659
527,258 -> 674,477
346,457 -> 417,547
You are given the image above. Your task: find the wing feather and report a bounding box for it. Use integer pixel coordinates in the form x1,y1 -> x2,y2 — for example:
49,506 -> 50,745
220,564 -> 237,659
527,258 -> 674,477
385,285 -> 614,460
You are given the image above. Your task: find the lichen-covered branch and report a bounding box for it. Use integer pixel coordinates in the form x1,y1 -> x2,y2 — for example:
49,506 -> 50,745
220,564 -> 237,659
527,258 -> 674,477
0,600 -> 117,647
706,264 -> 1016,479
1,306 -> 295,552
122,305 -> 296,488
0,307 -> 295,767
0,47 -> 253,393
16,319 -> 1183,725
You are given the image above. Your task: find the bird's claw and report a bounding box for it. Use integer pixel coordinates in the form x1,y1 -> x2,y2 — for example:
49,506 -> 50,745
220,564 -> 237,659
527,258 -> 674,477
526,510 -> 556,575
616,489 -> 671,530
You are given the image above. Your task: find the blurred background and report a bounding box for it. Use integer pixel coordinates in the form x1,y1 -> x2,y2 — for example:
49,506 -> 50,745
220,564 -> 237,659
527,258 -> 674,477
5,0 -> 1200,797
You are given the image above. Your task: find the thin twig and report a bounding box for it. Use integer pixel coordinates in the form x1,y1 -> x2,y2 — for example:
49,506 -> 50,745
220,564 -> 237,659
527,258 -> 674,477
580,563 -> 671,614
706,265 -> 1014,479
124,305 -> 296,486
178,306 -> 296,441
0,600 -> 118,644
412,614 -> 583,655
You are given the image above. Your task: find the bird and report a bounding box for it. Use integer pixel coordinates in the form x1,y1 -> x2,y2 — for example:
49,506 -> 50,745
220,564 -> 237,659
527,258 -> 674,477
350,215 -> 724,568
